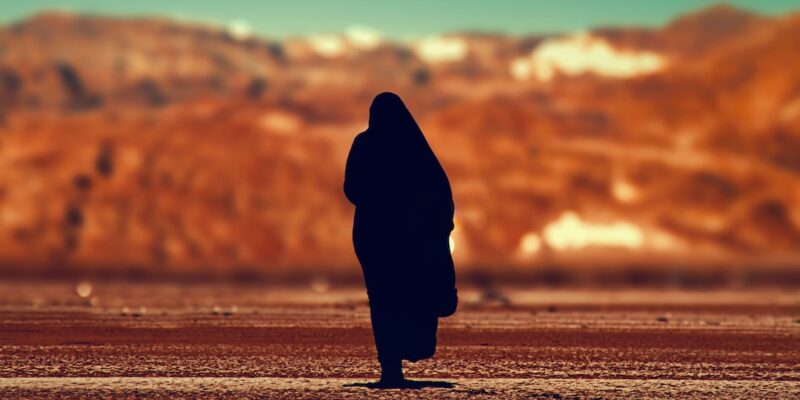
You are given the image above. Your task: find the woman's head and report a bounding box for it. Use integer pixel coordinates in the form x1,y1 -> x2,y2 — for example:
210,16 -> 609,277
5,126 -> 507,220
363,92 -> 450,189
369,92 -> 416,132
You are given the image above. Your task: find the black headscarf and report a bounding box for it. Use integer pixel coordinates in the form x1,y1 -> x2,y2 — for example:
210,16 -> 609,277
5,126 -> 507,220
345,92 -> 454,233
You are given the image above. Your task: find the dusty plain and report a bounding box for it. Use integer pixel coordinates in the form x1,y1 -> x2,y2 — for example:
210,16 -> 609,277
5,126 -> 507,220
0,281 -> 798,399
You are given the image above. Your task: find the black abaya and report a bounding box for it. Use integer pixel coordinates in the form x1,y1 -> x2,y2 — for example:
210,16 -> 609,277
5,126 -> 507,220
344,92 -> 457,365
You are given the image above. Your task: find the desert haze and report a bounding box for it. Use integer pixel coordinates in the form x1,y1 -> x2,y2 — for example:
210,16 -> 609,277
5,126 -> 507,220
0,5 -> 799,280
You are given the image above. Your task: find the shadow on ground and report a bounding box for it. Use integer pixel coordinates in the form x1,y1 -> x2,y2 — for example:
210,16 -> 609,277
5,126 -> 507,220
344,380 -> 455,390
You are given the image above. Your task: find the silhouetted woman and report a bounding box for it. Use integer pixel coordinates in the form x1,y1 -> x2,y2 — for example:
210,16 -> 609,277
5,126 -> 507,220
344,92 -> 457,386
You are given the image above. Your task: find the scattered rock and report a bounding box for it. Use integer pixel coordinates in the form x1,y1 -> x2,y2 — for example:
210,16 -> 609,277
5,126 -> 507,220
73,174 -> 93,191
75,281 -> 92,298
95,143 -> 114,177
222,306 -> 238,316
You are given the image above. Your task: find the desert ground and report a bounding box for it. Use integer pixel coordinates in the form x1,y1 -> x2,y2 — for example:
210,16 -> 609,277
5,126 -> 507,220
0,281 -> 798,399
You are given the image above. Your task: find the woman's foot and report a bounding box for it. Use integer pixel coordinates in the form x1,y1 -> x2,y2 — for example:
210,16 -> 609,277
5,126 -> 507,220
378,359 -> 405,387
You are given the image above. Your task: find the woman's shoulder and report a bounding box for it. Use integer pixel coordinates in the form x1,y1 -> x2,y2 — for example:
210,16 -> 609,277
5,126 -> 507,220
354,130 -> 369,140
351,130 -> 372,147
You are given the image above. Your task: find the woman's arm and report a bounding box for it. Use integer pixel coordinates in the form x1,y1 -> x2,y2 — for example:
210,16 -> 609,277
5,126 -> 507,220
343,133 -> 365,206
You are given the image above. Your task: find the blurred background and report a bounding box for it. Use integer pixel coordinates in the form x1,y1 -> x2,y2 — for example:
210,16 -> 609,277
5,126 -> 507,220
0,0 -> 799,286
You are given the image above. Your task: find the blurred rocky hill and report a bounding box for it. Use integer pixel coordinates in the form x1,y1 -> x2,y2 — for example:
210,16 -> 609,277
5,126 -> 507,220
0,5 -> 798,279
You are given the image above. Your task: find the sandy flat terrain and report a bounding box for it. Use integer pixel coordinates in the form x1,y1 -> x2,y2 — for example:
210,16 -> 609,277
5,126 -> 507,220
0,281 -> 798,399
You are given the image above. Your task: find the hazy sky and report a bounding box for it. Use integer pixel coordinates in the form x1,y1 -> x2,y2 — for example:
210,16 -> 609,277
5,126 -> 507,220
1,0 -> 798,39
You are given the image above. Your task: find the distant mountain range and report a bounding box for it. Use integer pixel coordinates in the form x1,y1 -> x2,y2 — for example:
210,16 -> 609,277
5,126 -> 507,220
0,4 -> 798,279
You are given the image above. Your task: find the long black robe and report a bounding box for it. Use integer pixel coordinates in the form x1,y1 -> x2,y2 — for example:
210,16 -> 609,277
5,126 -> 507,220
343,92 -> 456,364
